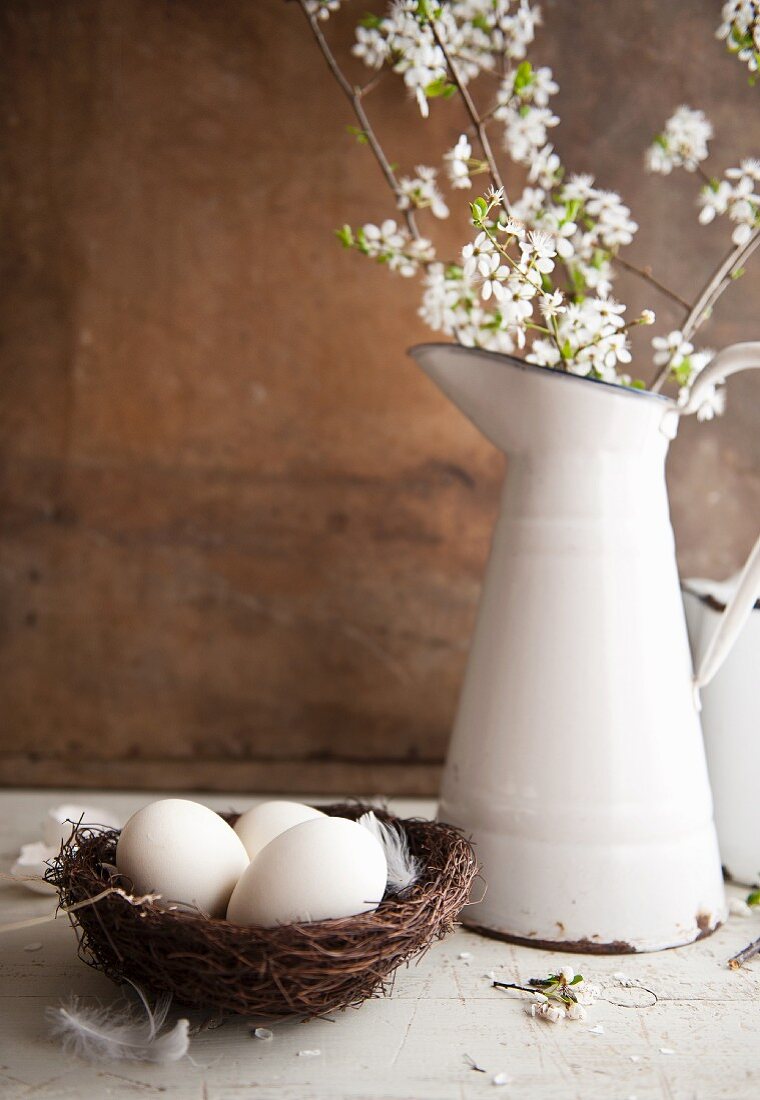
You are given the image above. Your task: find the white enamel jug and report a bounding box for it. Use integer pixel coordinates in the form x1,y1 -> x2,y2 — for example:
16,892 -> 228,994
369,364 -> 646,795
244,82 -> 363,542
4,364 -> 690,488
410,341 -> 760,953
683,575 -> 760,887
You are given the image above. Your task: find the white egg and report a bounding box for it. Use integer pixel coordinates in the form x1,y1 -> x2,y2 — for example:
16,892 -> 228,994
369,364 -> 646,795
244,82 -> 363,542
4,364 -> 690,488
226,815 -> 387,928
233,800 -> 325,860
115,799 -> 249,918
43,803 -> 122,848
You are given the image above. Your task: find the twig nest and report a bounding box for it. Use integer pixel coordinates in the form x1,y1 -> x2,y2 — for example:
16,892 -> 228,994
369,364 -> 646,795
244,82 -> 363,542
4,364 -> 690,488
227,815 -> 387,928
48,803 -> 478,1018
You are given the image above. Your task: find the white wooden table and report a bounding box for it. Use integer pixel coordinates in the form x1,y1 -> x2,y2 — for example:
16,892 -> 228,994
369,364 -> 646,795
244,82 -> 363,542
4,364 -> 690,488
2,790 -> 759,1099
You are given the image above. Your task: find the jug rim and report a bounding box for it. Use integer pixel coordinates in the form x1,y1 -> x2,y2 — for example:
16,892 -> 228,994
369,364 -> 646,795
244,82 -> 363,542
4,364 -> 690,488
408,342 -> 674,406
682,579 -> 760,613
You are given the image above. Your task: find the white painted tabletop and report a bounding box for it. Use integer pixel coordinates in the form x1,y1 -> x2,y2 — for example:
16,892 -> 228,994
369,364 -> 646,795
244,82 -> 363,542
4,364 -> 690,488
2,789 -> 760,1099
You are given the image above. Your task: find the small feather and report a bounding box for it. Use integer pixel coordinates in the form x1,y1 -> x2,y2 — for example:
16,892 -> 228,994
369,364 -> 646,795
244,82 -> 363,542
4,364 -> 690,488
358,811 -> 420,897
47,986 -> 189,1065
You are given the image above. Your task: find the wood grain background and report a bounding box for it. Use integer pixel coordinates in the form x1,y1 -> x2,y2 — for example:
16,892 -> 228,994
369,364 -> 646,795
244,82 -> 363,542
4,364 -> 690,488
2,0 -> 759,795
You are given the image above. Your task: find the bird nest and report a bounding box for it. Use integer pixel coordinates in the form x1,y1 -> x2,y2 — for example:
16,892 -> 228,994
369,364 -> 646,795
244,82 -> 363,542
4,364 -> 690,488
47,803 -> 478,1019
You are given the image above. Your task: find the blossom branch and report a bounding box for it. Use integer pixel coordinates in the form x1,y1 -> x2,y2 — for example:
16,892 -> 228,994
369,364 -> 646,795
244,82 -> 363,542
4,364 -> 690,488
652,225 -> 760,391
298,0 -> 421,240
613,255 -> 690,311
428,19 -> 508,202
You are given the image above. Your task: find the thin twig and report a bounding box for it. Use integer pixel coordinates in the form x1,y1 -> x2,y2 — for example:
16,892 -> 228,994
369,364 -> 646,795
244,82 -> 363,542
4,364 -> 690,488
492,980 -> 538,995
429,19 -> 508,202
357,69 -> 386,98
613,254 -> 690,310
682,226 -> 760,340
729,934 -> 760,970
652,225 -> 760,391
298,0 -> 421,240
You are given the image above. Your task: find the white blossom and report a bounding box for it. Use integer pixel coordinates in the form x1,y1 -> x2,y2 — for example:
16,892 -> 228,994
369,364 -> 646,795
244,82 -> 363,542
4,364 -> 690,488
528,337 -> 562,367
352,3 -> 447,118
646,106 -> 713,174
493,277 -> 535,332
478,250 -> 510,300
305,0 -> 341,20
728,896 -> 754,917
462,230 -> 500,278
520,230 -> 557,274
697,161 -> 760,245
419,264 -> 465,334
541,289 -> 566,319
698,180 -> 734,224
501,104 -> 559,163
528,144 -> 562,188
352,25 -> 389,69
445,134 -> 473,189
695,383 -> 727,420
398,166 -> 450,218
717,1 -> 760,76
527,995 -> 564,1023
675,348 -> 726,420
510,186 -> 546,224
586,191 -> 638,249
652,329 -> 693,368
361,219 -> 434,276
561,174 -> 596,202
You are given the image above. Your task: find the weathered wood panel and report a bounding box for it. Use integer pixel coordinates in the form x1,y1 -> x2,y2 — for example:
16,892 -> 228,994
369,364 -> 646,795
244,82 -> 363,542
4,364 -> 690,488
1,0 -> 758,792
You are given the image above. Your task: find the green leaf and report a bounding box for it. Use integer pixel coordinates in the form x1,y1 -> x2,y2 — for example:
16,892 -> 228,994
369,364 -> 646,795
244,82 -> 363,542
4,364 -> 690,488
470,196 -> 488,222
747,890 -> 760,907
335,225 -> 354,249
671,358 -> 693,385
346,125 -> 369,146
359,12 -> 383,28
425,77 -> 456,99
570,974 -> 583,985
629,379 -> 646,390
513,60 -> 533,95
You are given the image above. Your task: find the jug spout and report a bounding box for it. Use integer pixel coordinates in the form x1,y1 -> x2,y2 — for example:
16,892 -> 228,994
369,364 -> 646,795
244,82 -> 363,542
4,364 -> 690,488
409,342 -> 525,452
409,342 -> 673,457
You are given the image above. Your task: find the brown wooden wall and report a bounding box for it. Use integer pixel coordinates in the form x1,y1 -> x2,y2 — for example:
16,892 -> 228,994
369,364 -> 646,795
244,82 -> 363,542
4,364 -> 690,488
2,0 -> 759,795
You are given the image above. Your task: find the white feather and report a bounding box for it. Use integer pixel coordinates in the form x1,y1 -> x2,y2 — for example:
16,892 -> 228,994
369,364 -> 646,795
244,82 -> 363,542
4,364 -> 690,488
358,811 -> 420,896
47,984 -> 190,1064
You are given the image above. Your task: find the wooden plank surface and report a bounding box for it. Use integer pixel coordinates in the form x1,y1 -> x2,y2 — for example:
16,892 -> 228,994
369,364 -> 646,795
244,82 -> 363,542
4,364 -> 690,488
2,789 -> 760,1099
2,0 -> 760,793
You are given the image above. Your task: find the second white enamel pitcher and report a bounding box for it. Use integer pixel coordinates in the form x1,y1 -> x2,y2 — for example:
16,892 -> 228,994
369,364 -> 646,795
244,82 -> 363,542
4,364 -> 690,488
410,340 -> 760,953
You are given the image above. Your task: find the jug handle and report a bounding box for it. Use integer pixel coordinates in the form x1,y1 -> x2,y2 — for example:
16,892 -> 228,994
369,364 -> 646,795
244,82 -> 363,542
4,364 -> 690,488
693,532 -> 760,691
676,342 -> 760,691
